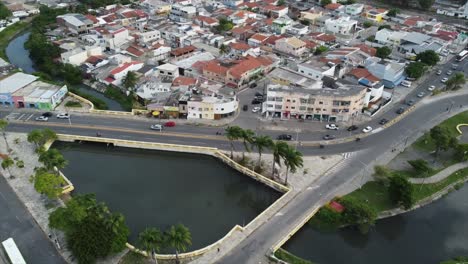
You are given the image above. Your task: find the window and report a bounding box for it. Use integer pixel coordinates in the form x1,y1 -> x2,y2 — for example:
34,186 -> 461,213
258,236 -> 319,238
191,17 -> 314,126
204,108 -> 209,111
198,108 -> 202,111
275,97 -> 283,102
292,100 -> 296,103
319,101 -> 323,105
275,105 -> 282,109
299,106 -> 306,111
286,99 -> 291,102
291,106 -> 295,109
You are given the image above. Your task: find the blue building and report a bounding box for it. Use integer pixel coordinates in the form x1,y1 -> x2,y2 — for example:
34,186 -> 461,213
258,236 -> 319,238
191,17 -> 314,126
364,57 -> 406,88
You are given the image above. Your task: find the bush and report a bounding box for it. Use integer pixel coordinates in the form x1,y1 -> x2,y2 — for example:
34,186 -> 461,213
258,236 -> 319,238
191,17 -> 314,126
363,21 -> 373,28
104,86 -> 134,111
70,88 -> 108,110
389,175 -> 414,209
65,101 -> 82,107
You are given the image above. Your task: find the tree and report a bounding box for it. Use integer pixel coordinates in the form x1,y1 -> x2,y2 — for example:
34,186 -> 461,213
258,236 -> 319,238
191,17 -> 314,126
339,196 -> 377,227
376,46 -> 392,59
363,21 -> 373,28
49,194 -> 96,233
430,126 -> 455,156
271,141 -> 288,177
165,224 -> 192,263
277,0 -> 286,6
454,144 -> 468,162
62,64 -> 83,85
389,175 -> 414,209
252,135 -> 273,167
225,126 -> 243,158
219,44 -> 230,55
123,71 -> 138,90
407,159 -> 433,176
0,119 -> 9,152
320,0 -> 332,6
240,129 -> 255,161
33,171 -> 65,199
418,0 -> 435,10
138,228 -> 165,264
27,128 -> 57,148
1,157 -> 14,178
416,50 -> 439,66
373,165 -> 392,184
282,145 -> 304,185
216,18 -> 234,32
314,45 -> 328,55
378,24 -> 392,31
387,8 -> 400,17
0,2 -> 12,19
405,62 -> 427,79
39,149 -> 68,172
445,73 -> 466,91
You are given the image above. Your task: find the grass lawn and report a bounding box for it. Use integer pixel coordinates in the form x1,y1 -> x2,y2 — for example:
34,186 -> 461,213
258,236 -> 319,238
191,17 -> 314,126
413,168 -> 468,201
394,168 -> 443,179
64,101 -> 82,107
0,22 -> 30,60
274,248 -> 314,264
345,181 -> 393,212
119,251 -> 149,264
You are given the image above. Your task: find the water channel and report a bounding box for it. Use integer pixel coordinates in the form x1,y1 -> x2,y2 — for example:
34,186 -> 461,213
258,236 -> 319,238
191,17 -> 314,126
5,31 -> 123,111
283,184 -> 468,264
53,141 -> 281,250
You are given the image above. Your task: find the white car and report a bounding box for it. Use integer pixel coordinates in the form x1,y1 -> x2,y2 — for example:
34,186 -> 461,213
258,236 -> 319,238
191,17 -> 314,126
441,78 -> 448,83
326,124 -> 339,130
447,70 -> 453,75
428,85 -> 435,91
35,116 -> 48,122
362,126 -> 373,133
417,92 -> 426,98
150,124 -> 163,131
252,106 -> 261,113
56,113 -> 70,119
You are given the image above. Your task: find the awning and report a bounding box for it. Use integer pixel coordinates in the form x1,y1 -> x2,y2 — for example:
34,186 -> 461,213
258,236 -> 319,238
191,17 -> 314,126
152,111 -> 160,116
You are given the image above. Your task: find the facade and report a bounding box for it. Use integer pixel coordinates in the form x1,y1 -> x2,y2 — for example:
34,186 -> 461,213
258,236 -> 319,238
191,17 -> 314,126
57,14 -> 95,34
264,84 -> 366,122
15,82 -> 68,110
104,61 -> 144,86
365,57 -> 405,88
375,29 -> 408,46
156,63 -> 180,81
0,73 -> 39,107
365,8 -> 387,23
275,37 -> 307,57
169,4 -> 196,23
187,96 -> 238,120
141,0 -> 172,14
345,4 -> 364,16
324,16 -> 357,37
272,17 -> 293,35
61,46 -> 103,66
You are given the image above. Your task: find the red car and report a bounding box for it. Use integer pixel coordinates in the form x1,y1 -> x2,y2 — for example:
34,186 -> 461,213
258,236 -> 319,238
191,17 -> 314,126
164,121 -> 176,127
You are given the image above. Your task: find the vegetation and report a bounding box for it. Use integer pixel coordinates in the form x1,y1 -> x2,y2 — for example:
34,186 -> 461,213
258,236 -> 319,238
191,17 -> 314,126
277,0 -> 286,6
320,0 -> 332,6
418,0 -> 435,10
271,140 -> 289,178
377,24 -> 392,31
39,148 -> 68,172
430,125 -> 457,157
240,129 -> 255,161
1,157 -> 14,176
0,2 -> 12,19
0,119 -> 8,145
165,224 -> 192,262
282,146 -> 304,185
219,44 -> 230,55
407,159 -> 433,176
33,169 -> 65,199
405,62 -> 427,79
413,168 -> 468,201
120,251 -> 148,264
387,8 -> 400,17
445,73 -> 466,91
216,18 -> 234,32
252,135 -> 273,167
388,175 -> 414,209
27,128 -> 57,149
363,21 -> 373,28
0,21 -> 29,60
314,45 -> 328,55
138,227 -> 164,263
123,71 -> 138,90
376,46 -> 392,59
366,36 -> 375,42
225,126 -> 243,158
49,194 -> 129,264
274,248 -> 314,264
440,256 -> 468,264
65,101 -> 83,107
69,88 -> 108,110
416,50 -> 440,66
104,86 -> 135,111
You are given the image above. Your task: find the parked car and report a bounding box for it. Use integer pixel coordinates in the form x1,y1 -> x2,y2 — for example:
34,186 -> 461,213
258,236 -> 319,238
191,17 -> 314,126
379,118 -> 388,125
441,78 -> 448,83
447,70 -> 453,75
362,126 -> 373,133
251,99 -> 262,104
347,125 -> 358,131
35,116 -> 48,122
325,124 -> 339,130
452,64 -> 458,70
436,70 -> 442,75
252,106 -> 261,113
243,105 -> 248,111
150,124 -> 163,131
401,80 -> 412,87
56,113 -> 70,119
164,121 -> 176,127
406,99 -> 415,106
417,92 -> 426,98
277,134 -> 292,141
396,107 -> 405,114
42,112 -> 53,117
323,134 -> 336,140
249,83 -> 257,88
255,92 -> 263,97
428,85 -> 435,91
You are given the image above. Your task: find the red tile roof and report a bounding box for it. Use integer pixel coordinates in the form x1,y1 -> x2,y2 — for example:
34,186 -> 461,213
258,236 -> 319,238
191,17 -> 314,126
354,44 -> 376,56
349,68 -> 380,83
228,58 -> 263,79
110,61 -> 142,75
85,14 -> 99,23
195,15 -> 218,25
126,46 -> 144,57
229,42 -> 251,51
170,45 -> 196,57
85,55 -> 105,64
325,3 -> 342,10
202,60 -> 229,75
250,33 -> 269,43
231,25 -> 254,35
172,76 -> 197,86
329,201 -> 344,213
265,35 -> 285,45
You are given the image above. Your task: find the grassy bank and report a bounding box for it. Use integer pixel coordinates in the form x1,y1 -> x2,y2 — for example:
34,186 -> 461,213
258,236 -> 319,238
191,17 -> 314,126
413,167 -> 468,201
0,22 -> 30,60
274,248 -> 314,264
69,88 -> 108,110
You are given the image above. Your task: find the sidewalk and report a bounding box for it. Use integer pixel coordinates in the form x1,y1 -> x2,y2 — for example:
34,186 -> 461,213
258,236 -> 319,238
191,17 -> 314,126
409,161 -> 468,184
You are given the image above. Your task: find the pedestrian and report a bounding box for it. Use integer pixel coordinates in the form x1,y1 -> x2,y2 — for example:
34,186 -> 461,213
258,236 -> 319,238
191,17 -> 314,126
217,248 -> 220,253
447,107 -> 449,111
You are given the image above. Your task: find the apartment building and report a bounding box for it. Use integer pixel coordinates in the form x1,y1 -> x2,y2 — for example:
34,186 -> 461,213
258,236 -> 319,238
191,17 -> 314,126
169,4 -> 196,23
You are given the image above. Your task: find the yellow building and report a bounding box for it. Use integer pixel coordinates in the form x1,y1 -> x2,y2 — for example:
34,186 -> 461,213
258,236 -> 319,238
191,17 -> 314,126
365,8 -> 387,23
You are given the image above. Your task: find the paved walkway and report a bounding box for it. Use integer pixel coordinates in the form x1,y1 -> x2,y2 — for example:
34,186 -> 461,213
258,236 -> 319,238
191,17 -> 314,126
409,161 -> 468,184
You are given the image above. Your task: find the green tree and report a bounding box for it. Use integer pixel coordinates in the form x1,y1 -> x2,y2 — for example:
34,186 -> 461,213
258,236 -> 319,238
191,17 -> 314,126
219,44 -> 230,55
138,228 -> 165,264
430,126 -> 455,156
454,144 -> 468,162
320,0 -> 332,6
282,145 -> 303,185
376,46 -> 392,59
373,165 -> 392,184
405,61 -> 427,79
271,141 -> 288,178
165,224 -> 192,263
216,18 -> 234,32
225,126 -> 243,158
49,194 -> 96,233
0,2 -> 12,19
407,159 -> 433,176
27,128 -> 57,147
363,21 -> 373,28
240,129 -> 255,161
418,0 -> 435,10
0,119 -> 9,152
445,73 -> 466,91
123,71 -> 138,90
339,196 -> 377,227
314,45 -> 328,55
416,50 -> 439,66
1,157 -> 14,178
277,0 -> 286,6
389,175 -> 414,209
33,171 -> 65,199
252,135 -> 273,167
62,63 -> 83,85
39,149 -> 68,172
387,8 -> 400,17
378,24 -> 392,31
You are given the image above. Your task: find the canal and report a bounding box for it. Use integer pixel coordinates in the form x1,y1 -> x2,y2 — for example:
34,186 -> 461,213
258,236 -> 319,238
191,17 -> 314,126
54,141 -> 281,250
5,31 -> 124,111
283,184 -> 468,264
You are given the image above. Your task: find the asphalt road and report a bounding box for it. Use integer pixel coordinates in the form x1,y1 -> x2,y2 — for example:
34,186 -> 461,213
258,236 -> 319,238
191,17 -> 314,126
0,175 -> 66,264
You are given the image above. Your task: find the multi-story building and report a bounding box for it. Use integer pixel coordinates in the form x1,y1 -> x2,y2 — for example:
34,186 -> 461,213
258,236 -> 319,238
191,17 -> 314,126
187,87 -> 238,120
324,16 -> 357,37
264,83 -> 366,122
297,60 -> 336,80
57,14 -> 95,34
365,8 -> 387,23
345,3 -> 364,16
365,57 -> 405,88
275,37 -> 307,57
169,4 -> 196,23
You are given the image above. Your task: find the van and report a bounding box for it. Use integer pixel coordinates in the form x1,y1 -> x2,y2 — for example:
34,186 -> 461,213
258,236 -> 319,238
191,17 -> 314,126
401,80 -> 412,87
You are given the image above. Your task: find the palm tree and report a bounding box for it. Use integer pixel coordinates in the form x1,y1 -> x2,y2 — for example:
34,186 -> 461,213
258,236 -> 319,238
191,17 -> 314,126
123,71 -> 138,90
1,157 -> 14,178
240,129 -> 255,161
0,119 -> 10,153
271,141 -> 288,178
225,126 -> 243,159
252,135 -> 273,167
39,149 -> 68,173
282,145 -> 304,185
138,227 -> 164,264
165,224 -> 192,264
219,44 -> 230,56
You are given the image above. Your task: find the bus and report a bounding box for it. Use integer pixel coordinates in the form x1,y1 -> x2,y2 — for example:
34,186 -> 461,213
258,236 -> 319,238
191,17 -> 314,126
2,238 -> 27,264
456,50 -> 468,62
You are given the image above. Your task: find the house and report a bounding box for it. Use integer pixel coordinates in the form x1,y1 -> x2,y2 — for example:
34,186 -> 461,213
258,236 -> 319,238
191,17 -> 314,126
225,57 -> 270,88
324,16 -> 357,37
231,25 -> 255,41
365,57 -> 405,88
169,4 -> 196,23
141,0 -> 172,14
61,46 -> 103,66
365,8 -> 387,23
354,44 -> 377,57
228,42 -> 253,58
275,37 -> 306,57
104,61 -> 144,86
151,43 -> 171,61
272,17 -> 293,35
157,63 -> 179,81
324,3 -> 342,11
57,14 -> 95,34
202,60 -> 229,83
345,68 -> 384,107
194,16 -> 219,28
287,23 -> 309,36
398,32 -> 444,54
300,9 -> 323,25
187,86 -> 238,120
221,0 -> 244,8
259,4 -> 289,18
248,33 -> 270,47
297,60 -> 336,81
135,30 -> 161,45
375,28 -> 408,46
229,10 -> 256,25
309,32 -> 336,46
345,3 -> 364,16
0,73 -> 39,107
325,47 -> 371,67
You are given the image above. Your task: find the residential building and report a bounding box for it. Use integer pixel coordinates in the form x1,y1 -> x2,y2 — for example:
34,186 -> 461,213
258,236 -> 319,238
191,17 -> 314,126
324,16 -> 357,37
57,14 -> 95,34
398,32 -> 444,54
194,16 -> 219,28
259,4 -> 289,18
187,87 -> 238,120
268,67 -> 323,88
365,57 -> 405,88
287,23 -> 309,36
136,30 -> 161,44
275,37 -> 307,57
300,9 -> 322,25
169,4 -> 196,23
272,17 -> 293,35
104,61 -> 144,86
375,28 -> 408,46
156,63 -> 179,81
345,3 -> 364,16
365,8 -> 387,23
141,0 -> 172,14
297,60 -> 336,80
248,33 -> 270,47
61,46 -> 103,66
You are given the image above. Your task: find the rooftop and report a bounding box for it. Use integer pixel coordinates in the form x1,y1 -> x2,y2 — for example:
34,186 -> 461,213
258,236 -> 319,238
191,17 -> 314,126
0,73 -> 38,94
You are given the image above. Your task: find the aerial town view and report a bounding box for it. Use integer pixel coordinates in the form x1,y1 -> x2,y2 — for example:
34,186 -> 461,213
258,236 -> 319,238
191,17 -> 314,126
0,0 -> 468,263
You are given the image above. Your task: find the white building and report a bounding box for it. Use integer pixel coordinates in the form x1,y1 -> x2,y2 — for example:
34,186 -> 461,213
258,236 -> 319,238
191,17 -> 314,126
345,4 -> 364,16
324,16 -> 357,37
61,46 -> 102,66
57,14 -> 95,34
297,60 -> 336,81
187,90 -> 238,120
169,4 -> 196,23
105,61 -> 144,86
375,28 -> 408,46
136,30 -> 161,44
275,37 -> 307,57
156,63 -> 180,81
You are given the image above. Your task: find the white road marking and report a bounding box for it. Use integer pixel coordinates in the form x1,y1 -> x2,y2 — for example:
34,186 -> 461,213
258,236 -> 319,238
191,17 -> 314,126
306,185 -> 320,191
275,212 -> 284,217
17,114 -> 26,120
25,114 -> 34,121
